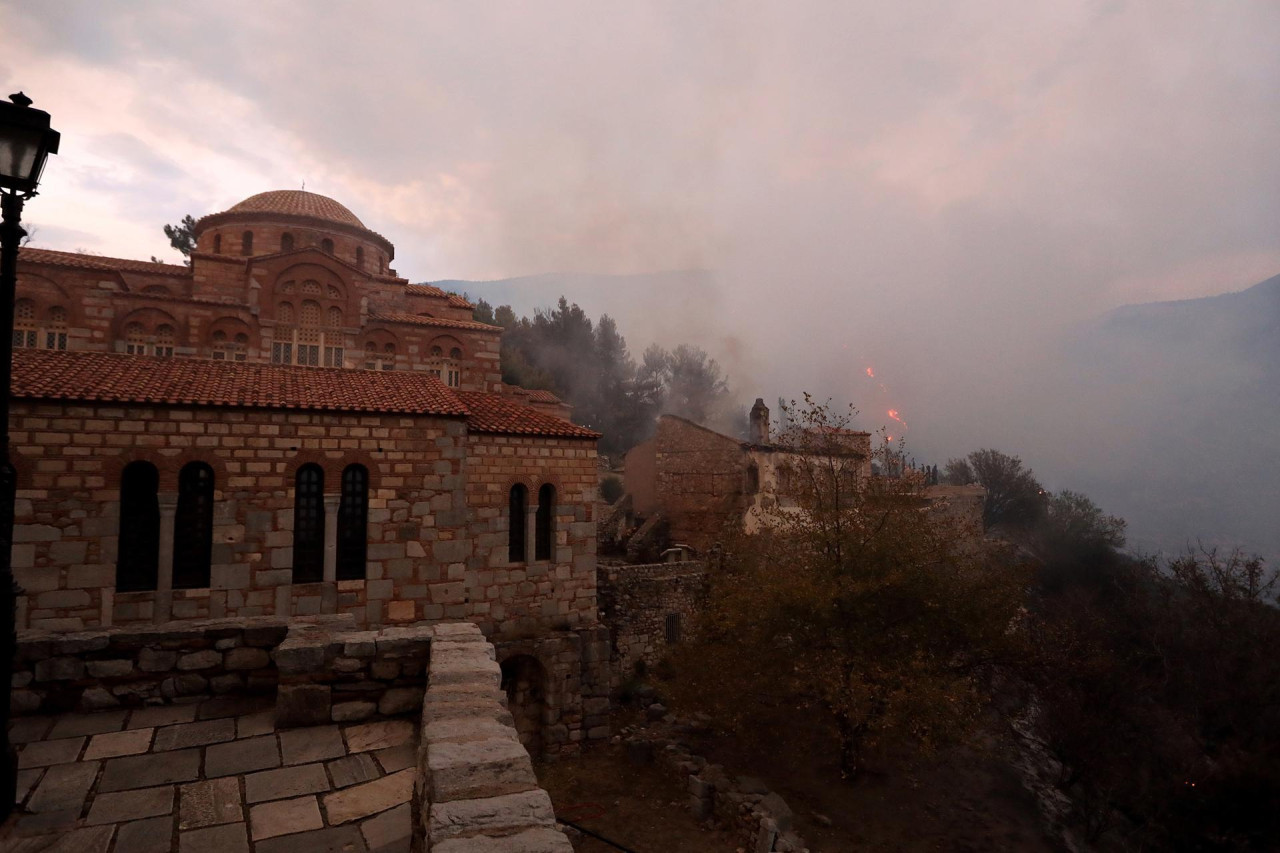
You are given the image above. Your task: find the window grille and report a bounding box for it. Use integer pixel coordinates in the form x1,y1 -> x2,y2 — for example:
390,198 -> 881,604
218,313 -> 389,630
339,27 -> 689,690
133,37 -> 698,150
666,613 -> 682,644
535,484 -> 555,561
117,461 -> 160,591
292,464 -> 325,583
508,484 -> 527,563
173,462 -> 214,589
336,464 -> 369,580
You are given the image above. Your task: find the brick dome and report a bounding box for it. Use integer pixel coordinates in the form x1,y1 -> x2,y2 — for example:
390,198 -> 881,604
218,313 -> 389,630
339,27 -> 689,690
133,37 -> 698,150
224,190 -> 365,228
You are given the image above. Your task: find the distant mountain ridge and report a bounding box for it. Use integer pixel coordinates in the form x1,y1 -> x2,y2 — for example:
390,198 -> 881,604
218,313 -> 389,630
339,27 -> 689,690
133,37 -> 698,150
1063,271 -> 1280,562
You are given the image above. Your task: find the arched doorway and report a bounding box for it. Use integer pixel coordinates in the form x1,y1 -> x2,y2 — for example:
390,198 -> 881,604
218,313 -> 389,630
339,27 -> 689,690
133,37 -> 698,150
500,655 -> 547,759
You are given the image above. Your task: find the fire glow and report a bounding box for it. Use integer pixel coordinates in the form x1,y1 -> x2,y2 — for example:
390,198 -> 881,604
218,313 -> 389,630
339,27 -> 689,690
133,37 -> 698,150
863,362 -> 909,437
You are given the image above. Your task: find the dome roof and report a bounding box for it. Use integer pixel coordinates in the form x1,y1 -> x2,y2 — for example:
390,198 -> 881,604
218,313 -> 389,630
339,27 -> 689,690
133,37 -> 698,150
224,190 -> 365,228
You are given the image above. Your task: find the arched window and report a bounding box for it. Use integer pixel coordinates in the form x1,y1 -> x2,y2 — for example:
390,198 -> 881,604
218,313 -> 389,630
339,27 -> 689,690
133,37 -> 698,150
212,328 -> 249,361
124,322 -> 147,355
296,300 -> 321,366
272,290 -> 343,366
449,347 -> 462,360
281,233 -> 294,252
336,464 -> 368,580
117,461 -> 160,592
745,463 -> 759,495
321,238 -> 334,255
45,307 -> 68,351
355,247 -> 364,268
154,324 -> 175,358
535,483 -> 555,561
213,234 -> 222,254
173,462 -> 214,589
12,299 -> 37,348
241,230 -> 253,255
292,464 -> 325,583
428,345 -> 460,387
508,484 -> 527,563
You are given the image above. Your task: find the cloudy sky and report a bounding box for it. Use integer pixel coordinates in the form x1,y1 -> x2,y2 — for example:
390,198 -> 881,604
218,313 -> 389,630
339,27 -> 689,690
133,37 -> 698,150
4,1 -> 1279,552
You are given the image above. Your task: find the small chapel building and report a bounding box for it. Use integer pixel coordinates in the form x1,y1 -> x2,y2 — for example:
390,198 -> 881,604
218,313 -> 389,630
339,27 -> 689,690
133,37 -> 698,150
11,190 -> 600,637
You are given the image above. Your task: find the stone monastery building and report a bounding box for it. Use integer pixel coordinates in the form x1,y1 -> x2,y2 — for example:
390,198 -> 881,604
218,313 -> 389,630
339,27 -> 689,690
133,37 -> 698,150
11,190 -> 601,637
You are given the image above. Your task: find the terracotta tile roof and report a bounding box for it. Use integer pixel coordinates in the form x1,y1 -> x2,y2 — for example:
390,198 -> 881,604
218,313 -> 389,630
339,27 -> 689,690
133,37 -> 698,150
19,247 -> 190,275
225,190 -> 365,228
11,351 -> 598,440
406,284 -> 475,310
368,312 -> 501,333
525,389 -> 564,404
11,350 -> 468,416
456,391 -> 599,439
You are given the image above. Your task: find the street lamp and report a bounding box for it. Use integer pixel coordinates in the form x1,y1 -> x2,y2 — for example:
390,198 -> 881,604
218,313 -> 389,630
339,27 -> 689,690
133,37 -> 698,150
0,91 -> 59,822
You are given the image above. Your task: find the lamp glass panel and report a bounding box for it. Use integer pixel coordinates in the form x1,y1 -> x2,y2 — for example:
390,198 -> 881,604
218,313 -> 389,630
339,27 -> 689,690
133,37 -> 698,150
0,125 -> 43,185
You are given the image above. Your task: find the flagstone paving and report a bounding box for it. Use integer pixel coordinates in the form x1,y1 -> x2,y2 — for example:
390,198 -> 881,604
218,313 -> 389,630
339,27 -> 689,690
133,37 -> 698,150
4,697 -> 416,853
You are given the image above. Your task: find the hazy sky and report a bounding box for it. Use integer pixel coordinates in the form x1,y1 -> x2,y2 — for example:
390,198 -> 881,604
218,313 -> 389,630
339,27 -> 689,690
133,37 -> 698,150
3,2 -> 1279,552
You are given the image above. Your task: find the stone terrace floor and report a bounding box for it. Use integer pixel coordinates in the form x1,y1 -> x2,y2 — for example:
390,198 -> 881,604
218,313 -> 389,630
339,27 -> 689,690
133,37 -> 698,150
4,696 -> 415,853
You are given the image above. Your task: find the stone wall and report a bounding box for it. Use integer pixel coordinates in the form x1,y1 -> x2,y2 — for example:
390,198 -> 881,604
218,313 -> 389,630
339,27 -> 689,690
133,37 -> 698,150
11,614 -> 437,727
417,622 -> 573,852
624,718 -> 809,853
464,433 -> 598,637
12,615 -> 308,716
597,561 -> 707,685
493,627 -> 612,760
650,417 -> 749,551
272,621 -> 431,727
11,400 -> 598,637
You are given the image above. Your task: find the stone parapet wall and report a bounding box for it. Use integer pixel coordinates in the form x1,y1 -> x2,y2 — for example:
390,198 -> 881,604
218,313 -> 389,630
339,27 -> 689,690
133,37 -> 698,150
273,620 -> 432,727
417,622 -> 573,852
11,614 -> 433,725
597,561 -> 707,685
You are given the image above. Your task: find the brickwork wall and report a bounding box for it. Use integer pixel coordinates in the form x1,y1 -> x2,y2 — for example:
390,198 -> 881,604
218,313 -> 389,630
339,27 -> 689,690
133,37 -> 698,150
18,246 -> 502,392
11,401 -> 598,637
597,561 -> 706,684
464,434 -> 599,637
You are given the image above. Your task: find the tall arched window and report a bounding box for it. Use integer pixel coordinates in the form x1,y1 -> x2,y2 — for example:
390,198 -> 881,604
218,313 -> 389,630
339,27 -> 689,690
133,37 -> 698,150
272,285 -> 343,366
535,484 -> 555,561
292,464 -> 325,583
355,247 -> 364,268
12,299 -> 36,348
117,461 -> 160,592
213,234 -> 222,254
508,484 -> 527,563
241,230 -> 254,255
281,232 -> 294,252
336,464 -> 368,580
173,462 -> 214,589
297,300 -> 321,365
321,238 -> 334,255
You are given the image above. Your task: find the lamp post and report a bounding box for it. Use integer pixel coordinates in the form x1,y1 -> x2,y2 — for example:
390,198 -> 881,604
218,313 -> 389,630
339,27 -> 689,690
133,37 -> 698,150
0,91 -> 59,822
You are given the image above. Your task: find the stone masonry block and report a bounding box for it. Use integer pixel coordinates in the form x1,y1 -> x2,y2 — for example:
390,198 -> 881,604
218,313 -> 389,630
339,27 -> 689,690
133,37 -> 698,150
426,737 -> 538,803
431,827 -> 574,853
428,788 -> 556,841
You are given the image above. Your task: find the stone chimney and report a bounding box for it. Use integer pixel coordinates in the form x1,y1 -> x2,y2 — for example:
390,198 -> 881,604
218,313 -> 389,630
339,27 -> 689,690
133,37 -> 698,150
749,398 -> 770,445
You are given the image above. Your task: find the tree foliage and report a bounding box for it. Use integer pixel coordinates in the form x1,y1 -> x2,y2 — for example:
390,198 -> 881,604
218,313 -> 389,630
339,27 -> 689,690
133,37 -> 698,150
1031,547 -> 1280,848
950,448 -> 1046,530
474,295 -> 735,455
668,396 -> 1031,779
154,214 -> 197,264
